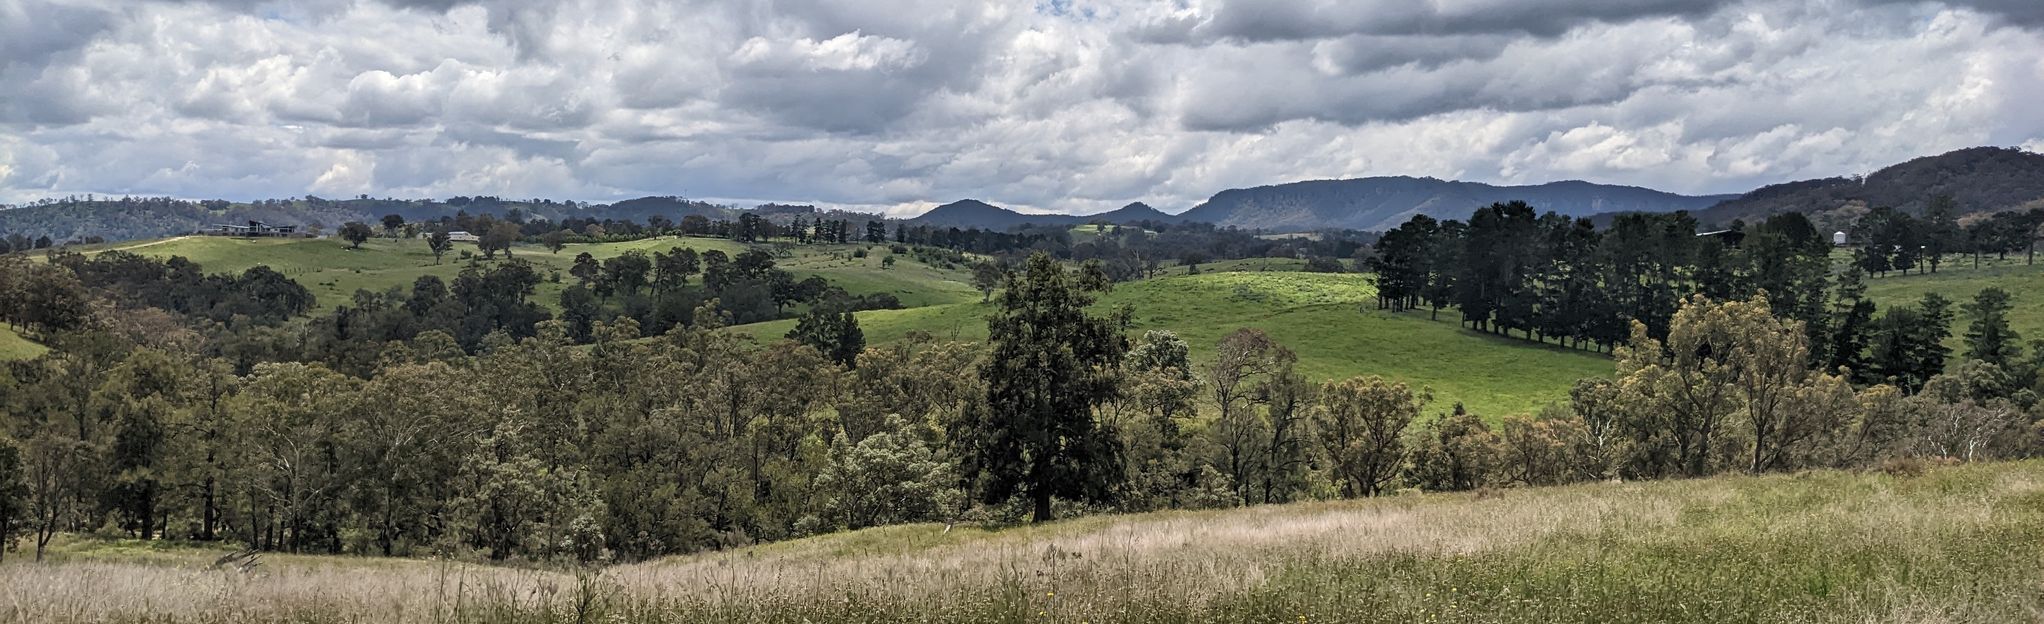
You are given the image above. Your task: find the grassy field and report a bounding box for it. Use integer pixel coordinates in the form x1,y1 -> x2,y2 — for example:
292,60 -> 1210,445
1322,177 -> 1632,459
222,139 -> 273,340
0,326 -> 47,361
90,236 -> 978,312
1861,260 -> 2044,350
738,271 -> 1609,416
7,460 -> 2040,623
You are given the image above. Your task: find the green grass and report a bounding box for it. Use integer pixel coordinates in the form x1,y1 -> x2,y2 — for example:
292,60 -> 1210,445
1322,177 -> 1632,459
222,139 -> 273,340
9,460 -> 2041,623
92,236 -> 976,312
1860,259 -> 2044,351
0,325 -> 47,361
773,244 -> 982,308
738,271 -> 1608,416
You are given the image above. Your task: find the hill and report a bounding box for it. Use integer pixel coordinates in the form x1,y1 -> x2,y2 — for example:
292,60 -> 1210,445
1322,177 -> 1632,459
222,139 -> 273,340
11,460 -> 2039,622
906,199 -> 1082,230
94,235 -> 979,313
1858,258 -> 2044,354
1695,146 -> 2044,228
1180,177 -> 1734,232
1082,201 -> 1180,224
735,270 -> 1609,416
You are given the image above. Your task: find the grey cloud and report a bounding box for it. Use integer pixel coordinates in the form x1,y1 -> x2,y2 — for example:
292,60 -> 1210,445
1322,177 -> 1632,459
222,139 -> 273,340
3,0 -> 2041,216
1191,0 -> 1737,42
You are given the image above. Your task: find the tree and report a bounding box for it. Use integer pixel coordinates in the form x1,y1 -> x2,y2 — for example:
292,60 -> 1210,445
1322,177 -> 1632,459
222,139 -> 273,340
601,251 -> 652,296
1910,363 -> 2025,461
339,221 -> 373,249
426,230 -> 453,264
480,222 -> 520,259
970,261 -> 1005,302
570,252 -> 599,284
653,247 -> 700,292
1922,195 -> 1962,273
541,230 -> 568,254
0,438 -> 24,562
816,415 -> 957,530
1205,328 -> 1291,503
1407,405 -> 1500,492
786,302 -> 863,368
1824,267 -> 1876,375
1867,293 -> 1952,392
1963,287 -> 2024,368
380,214 -> 405,237
1312,375 -> 1423,497
959,253 -> 1127,522
559,285 -> 600,343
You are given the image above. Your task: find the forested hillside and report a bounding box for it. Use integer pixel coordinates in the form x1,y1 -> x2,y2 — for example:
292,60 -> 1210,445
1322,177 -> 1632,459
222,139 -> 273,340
1696,146 -> 2044,229
1180,177 -> 1733,232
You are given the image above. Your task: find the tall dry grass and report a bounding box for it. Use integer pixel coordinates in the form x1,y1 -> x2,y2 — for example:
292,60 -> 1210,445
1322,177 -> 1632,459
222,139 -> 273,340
6,461 -> 2044,623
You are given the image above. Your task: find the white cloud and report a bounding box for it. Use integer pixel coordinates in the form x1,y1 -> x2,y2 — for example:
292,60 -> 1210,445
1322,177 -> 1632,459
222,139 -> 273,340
1,0 -> 2042,217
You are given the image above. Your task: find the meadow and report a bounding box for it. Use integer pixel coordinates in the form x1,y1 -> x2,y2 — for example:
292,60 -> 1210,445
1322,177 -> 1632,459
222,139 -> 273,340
738,270 -> 1610,417
0,325 -> 46,361
91,235 -> 979,312
1860,258 -> 2044,349
6,460 -> 2040,623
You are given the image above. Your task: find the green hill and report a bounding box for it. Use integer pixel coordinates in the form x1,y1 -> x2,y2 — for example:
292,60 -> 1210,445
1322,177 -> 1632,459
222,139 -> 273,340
10,460 -> 2038,623
1859,260 -> 2044,353
92,236 -> 978,312
738,271 -> 1608,416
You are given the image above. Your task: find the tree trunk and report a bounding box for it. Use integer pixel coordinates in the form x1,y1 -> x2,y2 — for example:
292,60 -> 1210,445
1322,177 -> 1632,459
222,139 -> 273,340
1030,488 -> 1053,523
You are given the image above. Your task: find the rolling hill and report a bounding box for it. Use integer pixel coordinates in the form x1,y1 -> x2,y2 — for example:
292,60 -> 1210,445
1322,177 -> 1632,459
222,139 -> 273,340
92,235 -> 980,313
734,270 -> 1610,416
1859,257 -> 2044,355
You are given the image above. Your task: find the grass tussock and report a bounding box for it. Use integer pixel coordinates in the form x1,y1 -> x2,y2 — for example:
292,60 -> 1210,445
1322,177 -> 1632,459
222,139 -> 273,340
6,461 -> 2044,623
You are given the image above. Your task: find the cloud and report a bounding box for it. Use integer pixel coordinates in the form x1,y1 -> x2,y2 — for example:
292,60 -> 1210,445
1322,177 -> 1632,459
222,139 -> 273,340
0,0 -> 2041,217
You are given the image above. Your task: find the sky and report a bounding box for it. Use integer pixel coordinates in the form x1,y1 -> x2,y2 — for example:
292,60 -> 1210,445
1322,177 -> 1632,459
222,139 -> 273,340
3,0 -> 2044,217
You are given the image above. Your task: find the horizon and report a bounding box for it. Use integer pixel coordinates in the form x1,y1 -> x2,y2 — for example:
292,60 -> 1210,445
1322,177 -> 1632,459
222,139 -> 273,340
8,154 -> 1980,220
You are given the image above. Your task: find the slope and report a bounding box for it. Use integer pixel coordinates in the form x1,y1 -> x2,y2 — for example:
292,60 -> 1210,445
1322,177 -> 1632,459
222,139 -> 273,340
1696,146 -> 2044,228
98,235 -> 977,312
12,461 -> 2040,623
736,270 -> 1610,416
1859,260 -> 2044,355
0,325 -> 47,361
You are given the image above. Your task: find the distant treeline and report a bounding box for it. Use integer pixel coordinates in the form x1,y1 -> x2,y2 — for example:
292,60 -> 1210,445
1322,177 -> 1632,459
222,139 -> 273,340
1370,201 -> 2044,365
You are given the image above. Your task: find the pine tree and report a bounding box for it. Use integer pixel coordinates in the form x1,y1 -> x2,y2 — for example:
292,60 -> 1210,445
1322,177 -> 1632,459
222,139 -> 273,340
1962,287 -> 2024,368
960,253 -> 1127,522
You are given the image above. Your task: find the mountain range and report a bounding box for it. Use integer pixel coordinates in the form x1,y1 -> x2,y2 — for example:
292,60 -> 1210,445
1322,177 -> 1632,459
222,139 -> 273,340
7,147 -> 2043,244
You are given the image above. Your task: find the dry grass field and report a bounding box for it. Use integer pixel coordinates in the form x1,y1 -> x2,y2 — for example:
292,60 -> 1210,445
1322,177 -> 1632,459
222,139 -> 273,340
6,460 -> 2043,623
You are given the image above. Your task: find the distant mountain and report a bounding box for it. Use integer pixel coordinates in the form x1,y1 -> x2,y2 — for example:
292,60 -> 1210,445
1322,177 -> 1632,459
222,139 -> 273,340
0,195 -> 735,243
1693,147 -> 2044,228
1179,177 -> 1735,232
1081,202 -> 1181,224
906,199 -> 1078,230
